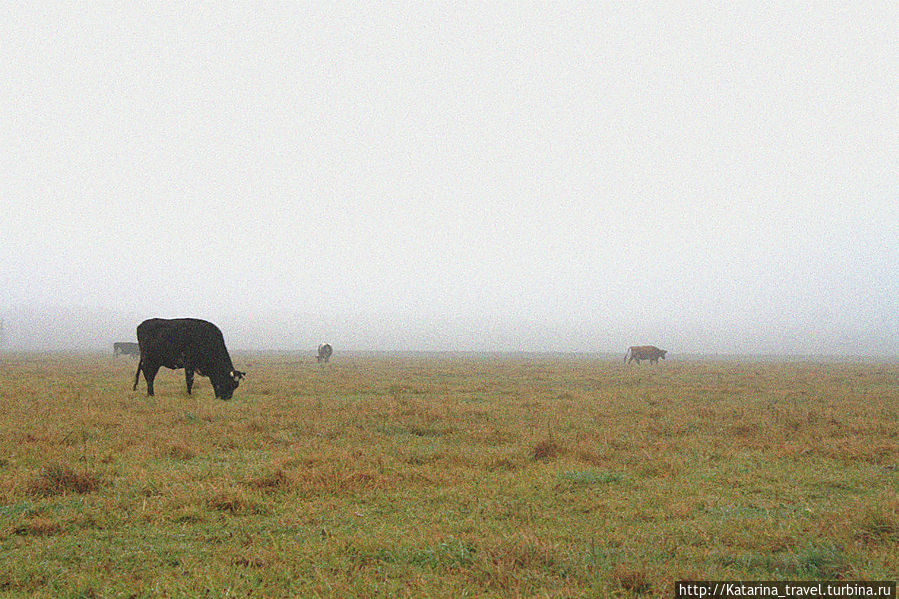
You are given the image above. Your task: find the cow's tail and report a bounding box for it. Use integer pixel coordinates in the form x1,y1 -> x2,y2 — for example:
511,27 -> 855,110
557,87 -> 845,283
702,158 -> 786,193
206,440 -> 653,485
133,358 -> 143,391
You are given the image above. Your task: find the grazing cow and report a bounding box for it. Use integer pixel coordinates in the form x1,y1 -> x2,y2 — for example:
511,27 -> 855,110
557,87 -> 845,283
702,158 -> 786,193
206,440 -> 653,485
113,342 -> 140,357
317,343 -> 333,364
132,318 -> 245,399
624,345 -> 667,365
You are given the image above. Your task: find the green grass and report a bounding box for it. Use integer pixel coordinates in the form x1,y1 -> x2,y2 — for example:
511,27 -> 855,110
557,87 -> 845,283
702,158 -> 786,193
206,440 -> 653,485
0,353 -> 896,597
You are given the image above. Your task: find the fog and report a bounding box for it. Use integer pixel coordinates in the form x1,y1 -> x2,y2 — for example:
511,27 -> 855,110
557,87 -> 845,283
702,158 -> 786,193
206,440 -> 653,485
1,4 -> 896,356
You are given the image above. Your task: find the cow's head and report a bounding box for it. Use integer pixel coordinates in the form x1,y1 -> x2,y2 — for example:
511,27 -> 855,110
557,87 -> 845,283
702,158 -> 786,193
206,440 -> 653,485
660,350 -> 667,359
213,370 -> 246,400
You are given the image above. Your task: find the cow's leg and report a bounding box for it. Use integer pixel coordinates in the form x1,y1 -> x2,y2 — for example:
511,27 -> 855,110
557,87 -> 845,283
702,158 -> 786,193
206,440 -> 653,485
133,359 -> 143,391
185,368 -> 194,394
144,363 -> 161,396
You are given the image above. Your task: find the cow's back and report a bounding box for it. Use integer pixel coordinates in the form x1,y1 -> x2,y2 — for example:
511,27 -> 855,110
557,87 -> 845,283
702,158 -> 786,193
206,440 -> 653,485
138,318 -> 223,343
137,318 -> 230,364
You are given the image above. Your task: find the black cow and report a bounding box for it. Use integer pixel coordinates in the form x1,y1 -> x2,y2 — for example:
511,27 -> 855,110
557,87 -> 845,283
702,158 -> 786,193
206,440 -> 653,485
624,345 -> 668,365
132,318 -> 245,399
317,343 -> 333,364
113,342 -> 140,357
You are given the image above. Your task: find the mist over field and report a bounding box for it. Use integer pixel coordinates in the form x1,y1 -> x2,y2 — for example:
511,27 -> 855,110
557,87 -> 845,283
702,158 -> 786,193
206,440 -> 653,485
2,304 -> 896,357
1,4 -> 896,356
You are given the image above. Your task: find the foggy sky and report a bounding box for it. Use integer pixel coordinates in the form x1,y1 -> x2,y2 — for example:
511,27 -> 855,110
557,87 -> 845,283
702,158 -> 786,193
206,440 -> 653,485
2,4 -> 897,354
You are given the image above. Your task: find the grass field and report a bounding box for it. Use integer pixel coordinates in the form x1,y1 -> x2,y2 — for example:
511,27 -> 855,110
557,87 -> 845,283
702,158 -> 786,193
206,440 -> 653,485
0,353 -> 896,597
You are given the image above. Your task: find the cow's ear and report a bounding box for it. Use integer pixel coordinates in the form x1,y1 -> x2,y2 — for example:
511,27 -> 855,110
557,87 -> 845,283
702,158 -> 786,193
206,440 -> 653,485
231,370 -> 245,380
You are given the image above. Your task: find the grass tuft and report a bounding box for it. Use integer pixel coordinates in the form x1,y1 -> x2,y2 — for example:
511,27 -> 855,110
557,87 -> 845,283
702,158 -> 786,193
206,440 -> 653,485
795,544 -> 852,579
853,507 -> 898,545
162,442 -> 196,460
13,516 -> 61,536
27,463 -> 101,496
231,555 -> 268,568
248,469 -> 291,491
613,565 -> 653,594
206,489 -> 263,514
532,439 -> 565,461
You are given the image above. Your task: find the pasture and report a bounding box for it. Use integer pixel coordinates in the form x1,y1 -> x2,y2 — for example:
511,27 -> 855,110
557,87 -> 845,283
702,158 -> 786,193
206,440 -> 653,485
0,353 -> 896,597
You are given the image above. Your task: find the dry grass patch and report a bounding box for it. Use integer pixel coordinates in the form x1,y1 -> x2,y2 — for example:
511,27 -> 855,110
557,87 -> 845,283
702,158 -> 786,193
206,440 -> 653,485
484,534 -> 559,570
27,463 -> 101,496
247,468 -> 293,491
13,516 -> 61,537
207,490 -> 255,514
532,439 -> 566,461
612,564 -> 654,595
852,505 -> 898,545
159,442 -> 197,460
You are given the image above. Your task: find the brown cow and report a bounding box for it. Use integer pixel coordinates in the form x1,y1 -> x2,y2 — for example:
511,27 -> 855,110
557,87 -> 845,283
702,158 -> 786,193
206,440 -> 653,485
624,346 -> 667,364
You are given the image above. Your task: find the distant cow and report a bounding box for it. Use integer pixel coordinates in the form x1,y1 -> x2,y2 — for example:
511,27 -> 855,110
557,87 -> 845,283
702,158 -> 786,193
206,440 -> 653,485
132,318 -> 245,399
317,343 -> 333,364
624,345 -> 667,364
113,342 -> 140,357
